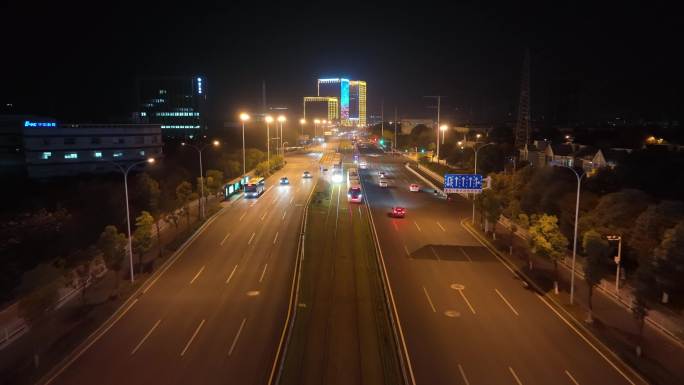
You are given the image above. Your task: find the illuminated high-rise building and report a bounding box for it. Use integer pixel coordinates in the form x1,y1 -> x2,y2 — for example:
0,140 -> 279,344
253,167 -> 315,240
136,76 -> 207,137
307,77 -> 366,127
349,80 -> 367,126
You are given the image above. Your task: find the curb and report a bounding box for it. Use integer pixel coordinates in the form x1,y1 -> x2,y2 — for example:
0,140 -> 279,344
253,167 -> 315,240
360,171 -> 415,385
461,218 -> 649,385
38,204 -> 229,385
270,174 -> 318,385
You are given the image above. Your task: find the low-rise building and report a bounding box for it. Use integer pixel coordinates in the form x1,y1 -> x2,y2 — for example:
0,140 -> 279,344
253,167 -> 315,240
0,116 -> 162,178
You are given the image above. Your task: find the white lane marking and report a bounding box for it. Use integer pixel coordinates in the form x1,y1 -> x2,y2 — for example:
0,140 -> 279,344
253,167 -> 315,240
226,265 -> 238,284
459,247 -> 473,262
273,231 -> 279,244
458,364 -> 471,385
289,196 -> 294,204
565,370 -> 580,385
220,232 -> 231,246
423,286 -> 437,313
180,319 -> 205,356
261,210 -> 268,221
430,246 -> 441,261
248,232 -> 256,245
437,221 -> 446,232
131,319 -> 161,355
250,201 -> 257,207
458,289 -> 476,314
228,318 -> 247,356
509,366 -> 523,385
404,244 -> 410,257
239,212 -> 247,221
190,266 -> 205,284
282,211 -> 287,221
536,293 -> 637,385
495,288 -> 519,316
266,186 -> 274,194
414,220 -> 422,232
259,264 -> 269,283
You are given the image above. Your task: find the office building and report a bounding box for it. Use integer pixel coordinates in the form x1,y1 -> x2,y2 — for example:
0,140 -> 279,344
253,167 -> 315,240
303,77 -> 366,127
349,80 -> 367,126
136,76 -> 207,137
0,115 -> 162,178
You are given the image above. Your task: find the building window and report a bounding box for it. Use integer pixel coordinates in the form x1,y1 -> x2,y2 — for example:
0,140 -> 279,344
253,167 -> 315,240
41,152 -> 52,160
64,137 -> 76,145
91,137 -> 101,144
139,150 -> 145,156
94,151 -> 103,158
116,138 -> 125,144
135,136 -> 144,144
64,153 -> 78,159
42,138 -> 51,145
152,135 -> 159,143
113,152 -> 123,158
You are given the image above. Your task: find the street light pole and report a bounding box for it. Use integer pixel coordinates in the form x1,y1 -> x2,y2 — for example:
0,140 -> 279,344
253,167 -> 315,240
181,140 -> 220,219
278,116 -> 286,157
240,113 -> 250,178
607,235 -> 622,293
265,115 -> 273,172
554,163 -> 585,305
108,158 -> 155,283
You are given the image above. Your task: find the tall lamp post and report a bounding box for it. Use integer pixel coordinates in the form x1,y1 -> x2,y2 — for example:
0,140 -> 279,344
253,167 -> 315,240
265,115 -> 273,171
181,140 -> 220,220
553,163 -> 586,305
239,113 -> 250,177
606,235 -> 623,293
109,157 -> 155,283
278,115 -> 286,157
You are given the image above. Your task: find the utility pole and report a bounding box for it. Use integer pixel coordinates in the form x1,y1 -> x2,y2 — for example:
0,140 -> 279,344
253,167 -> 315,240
424,95 -> 444,162
381,100 -> 384,140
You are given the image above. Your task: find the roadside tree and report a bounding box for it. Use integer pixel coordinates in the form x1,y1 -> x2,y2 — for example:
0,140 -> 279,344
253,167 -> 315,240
582,230 -> 610,322
528,214 -> 569,294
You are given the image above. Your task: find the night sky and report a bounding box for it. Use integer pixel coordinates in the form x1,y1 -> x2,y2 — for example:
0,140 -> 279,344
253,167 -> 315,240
2,1 -> 680,125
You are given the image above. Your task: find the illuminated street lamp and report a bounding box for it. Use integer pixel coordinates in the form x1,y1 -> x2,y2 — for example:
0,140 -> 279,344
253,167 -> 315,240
606,235 -> 623,292
440,124 -> 448,145
239,113 -> 250,177
265,115 -> 273,171
552,163 -> 586,304
108,157 -> 155,283
278,115 -> 286,157
181,140 -> 220,219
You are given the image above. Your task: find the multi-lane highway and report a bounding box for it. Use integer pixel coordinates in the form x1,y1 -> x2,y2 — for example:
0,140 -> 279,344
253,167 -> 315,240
44,153 -> 320,385
358,145 -> 647,385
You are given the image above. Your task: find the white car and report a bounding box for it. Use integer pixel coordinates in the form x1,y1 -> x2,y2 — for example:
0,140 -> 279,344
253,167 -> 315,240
379,180 -> 388,188
378,171 -> 386,178
409,183 -> 420,192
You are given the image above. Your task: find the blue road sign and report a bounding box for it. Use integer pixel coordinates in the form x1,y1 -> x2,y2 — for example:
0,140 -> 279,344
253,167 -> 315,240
444,174 -> 483,194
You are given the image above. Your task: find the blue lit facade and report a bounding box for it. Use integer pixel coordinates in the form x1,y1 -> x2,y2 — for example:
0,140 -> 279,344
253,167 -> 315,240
136,76 -> 207,137
315,77 -> 364,126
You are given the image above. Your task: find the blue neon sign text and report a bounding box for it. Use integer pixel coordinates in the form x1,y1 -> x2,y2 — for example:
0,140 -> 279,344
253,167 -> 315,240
24,121 -> 56,128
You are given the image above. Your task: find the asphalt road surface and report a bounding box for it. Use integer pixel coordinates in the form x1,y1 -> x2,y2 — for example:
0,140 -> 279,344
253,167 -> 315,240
357,145 -> 647,385
45,153 -> 321,385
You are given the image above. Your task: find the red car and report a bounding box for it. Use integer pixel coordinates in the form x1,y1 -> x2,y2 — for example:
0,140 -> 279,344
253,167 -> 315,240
390,206 -> 406,218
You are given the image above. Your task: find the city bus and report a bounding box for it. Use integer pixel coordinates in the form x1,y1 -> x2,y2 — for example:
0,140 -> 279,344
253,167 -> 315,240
244,177 -> 266,198
347,167 -> 360,188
